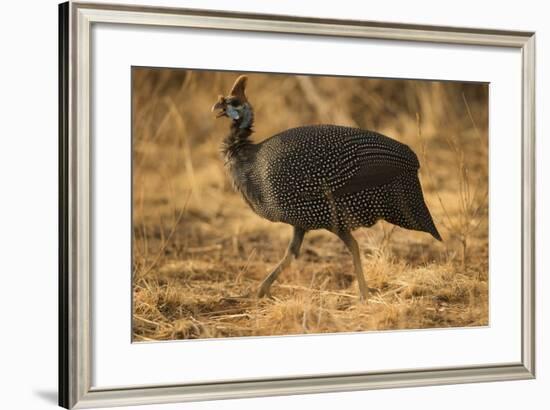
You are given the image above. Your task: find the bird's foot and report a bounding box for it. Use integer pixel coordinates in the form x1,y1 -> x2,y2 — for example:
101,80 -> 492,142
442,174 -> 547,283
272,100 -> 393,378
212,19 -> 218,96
257,284 -> 274,299
357,287 -> 381,303
219,289 -> 258,304
220,292 -> 253,303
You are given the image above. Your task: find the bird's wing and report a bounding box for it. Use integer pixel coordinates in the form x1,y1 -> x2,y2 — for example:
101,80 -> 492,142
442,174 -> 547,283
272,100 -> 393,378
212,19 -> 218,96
330,131 -> 420,196
262,126 -> 419,199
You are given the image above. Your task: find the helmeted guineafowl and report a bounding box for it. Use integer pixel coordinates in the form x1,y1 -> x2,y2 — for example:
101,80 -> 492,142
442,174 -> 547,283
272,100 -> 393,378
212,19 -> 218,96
212,75 -> 441,301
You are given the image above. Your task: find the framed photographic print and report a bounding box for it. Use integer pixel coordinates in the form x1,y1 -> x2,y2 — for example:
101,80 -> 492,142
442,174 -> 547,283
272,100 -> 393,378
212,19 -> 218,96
59,1 -> 535,408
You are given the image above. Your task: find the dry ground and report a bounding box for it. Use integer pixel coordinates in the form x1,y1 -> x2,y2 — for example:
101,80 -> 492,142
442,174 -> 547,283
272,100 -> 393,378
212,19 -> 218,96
132,69 -> 488,341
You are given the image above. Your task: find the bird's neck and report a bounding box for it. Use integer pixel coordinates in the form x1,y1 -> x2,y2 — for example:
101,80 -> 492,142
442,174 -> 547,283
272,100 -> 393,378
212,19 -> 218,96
222,109 -> 255,159
221,119 -> 258,210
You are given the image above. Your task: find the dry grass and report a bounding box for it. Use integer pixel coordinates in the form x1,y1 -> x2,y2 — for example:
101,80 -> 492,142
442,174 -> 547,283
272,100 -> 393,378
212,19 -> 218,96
132,68 -> 489,341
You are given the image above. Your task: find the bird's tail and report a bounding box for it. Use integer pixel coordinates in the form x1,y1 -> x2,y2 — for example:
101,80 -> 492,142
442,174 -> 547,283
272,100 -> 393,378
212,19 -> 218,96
385,172 -> 442,241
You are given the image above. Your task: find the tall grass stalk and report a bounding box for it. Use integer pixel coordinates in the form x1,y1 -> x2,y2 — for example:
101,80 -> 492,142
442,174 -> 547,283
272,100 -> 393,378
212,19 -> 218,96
418,104 -> 487,270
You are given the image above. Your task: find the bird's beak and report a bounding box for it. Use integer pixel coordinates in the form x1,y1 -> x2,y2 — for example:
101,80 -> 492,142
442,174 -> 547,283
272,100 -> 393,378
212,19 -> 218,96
211,98 -> 226,118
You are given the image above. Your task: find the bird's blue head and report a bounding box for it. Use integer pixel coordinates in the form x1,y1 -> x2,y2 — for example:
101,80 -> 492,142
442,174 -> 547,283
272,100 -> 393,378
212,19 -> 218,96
212,75 -> 254,129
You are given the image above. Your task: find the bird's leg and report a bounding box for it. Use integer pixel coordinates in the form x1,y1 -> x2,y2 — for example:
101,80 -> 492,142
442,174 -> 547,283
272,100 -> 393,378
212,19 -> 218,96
337,231 -> 369,302
258,227 -> 305,298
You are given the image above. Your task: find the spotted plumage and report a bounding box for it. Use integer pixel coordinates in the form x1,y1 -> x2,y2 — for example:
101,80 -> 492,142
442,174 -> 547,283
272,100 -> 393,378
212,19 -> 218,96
212,75 -> 441,301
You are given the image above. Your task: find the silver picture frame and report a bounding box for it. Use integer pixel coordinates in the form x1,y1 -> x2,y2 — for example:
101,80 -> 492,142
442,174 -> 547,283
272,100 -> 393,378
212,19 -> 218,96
59,2 -> 536,408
